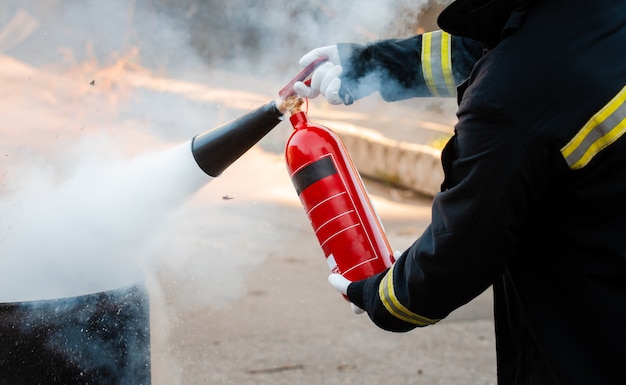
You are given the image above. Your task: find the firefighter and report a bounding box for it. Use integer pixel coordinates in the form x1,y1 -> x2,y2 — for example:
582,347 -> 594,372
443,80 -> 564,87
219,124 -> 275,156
295,0 -> 626,384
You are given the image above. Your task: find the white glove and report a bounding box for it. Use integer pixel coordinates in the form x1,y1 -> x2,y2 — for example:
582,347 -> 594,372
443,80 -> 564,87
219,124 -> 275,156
327,251 -> 402,315
328,274 -> 365,314
294,45 -> 344,105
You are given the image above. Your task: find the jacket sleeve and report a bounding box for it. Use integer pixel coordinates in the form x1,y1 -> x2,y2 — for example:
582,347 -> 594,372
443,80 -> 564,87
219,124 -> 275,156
336,31 -> 483,103
346,93 -> 550,332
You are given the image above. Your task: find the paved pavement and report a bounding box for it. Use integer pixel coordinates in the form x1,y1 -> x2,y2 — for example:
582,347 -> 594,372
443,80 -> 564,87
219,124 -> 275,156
133,67 -> 497,384
0,56 -> 496,385
151,148 -> 496,385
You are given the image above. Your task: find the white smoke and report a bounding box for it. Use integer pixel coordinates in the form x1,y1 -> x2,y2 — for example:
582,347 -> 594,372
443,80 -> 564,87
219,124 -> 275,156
0,0 -> 434,301
0,2 -> 440,383
0,138 -> 209,302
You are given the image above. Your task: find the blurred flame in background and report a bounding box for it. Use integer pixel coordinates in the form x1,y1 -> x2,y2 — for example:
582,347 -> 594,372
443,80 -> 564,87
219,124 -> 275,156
58,44 -> 146,106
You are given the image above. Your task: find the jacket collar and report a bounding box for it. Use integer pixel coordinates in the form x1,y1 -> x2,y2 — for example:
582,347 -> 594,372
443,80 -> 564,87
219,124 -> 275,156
437,0 -> 528,49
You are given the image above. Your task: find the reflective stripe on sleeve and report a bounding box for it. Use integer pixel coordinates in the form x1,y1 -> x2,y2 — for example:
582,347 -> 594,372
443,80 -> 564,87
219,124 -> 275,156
378,263 -> 441,326
421,31 -> 457,97
561,85 -> 626,170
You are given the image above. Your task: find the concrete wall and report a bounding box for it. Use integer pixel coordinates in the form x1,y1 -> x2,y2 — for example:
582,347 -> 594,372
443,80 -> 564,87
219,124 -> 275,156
334,125 -> 443,197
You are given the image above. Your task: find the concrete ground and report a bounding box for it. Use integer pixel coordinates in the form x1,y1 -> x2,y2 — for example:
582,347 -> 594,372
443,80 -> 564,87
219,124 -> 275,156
151,150 -> 496,385
0,54 -> 496,385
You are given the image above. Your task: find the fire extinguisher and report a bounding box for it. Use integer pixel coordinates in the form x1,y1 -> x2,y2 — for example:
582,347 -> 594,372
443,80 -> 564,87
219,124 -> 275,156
280,59 -> 395,283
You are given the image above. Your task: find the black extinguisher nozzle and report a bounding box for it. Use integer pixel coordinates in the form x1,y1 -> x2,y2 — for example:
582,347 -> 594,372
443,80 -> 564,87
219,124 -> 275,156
191,101 -> 284,177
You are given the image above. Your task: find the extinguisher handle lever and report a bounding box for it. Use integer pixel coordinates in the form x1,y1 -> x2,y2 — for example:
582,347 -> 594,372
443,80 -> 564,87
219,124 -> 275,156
278,56 -> 328,100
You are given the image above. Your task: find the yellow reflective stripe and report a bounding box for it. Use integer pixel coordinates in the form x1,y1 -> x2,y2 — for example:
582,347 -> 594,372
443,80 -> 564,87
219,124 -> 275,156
440,32 -> 457,97
421,31 -> 456,97
422,32 -> 438,96
378,263 -> 441,326
561,85 -> 626,169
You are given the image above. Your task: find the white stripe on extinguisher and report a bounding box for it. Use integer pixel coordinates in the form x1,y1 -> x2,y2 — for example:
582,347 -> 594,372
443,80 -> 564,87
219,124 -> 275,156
306,191 -> 347,216
315,210 -> 356,235
320,223 -> 361,248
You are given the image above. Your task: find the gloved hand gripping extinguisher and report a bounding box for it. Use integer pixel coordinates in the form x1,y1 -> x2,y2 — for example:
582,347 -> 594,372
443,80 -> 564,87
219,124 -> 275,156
280,58 -> 395,284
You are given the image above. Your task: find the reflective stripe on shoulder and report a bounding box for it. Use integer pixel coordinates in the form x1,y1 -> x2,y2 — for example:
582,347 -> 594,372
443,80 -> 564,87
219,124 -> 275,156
421,30 -> 456,97
378,263 -> 441,326
561,85 -> 626,170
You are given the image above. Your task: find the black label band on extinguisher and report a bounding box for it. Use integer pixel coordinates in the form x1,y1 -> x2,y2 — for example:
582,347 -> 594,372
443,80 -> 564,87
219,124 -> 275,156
292,156 -> 337,195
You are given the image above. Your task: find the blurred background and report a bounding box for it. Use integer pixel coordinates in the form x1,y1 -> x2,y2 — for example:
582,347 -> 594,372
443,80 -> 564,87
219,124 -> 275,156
0,0 -> 449,74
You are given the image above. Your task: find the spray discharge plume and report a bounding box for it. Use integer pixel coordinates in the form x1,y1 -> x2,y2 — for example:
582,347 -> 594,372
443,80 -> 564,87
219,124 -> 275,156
0,141 -> 205,302
0,100 -> 284,303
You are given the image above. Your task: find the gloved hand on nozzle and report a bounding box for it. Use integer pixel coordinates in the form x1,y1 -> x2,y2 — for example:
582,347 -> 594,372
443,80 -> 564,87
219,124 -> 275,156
294,45 -> 346,105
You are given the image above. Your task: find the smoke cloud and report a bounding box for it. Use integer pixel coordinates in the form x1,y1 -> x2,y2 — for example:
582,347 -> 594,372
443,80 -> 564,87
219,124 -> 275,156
2,1 -> 433,79
0,139 -> 208,302
0,0 -> 434,302
0,1 -> 442,383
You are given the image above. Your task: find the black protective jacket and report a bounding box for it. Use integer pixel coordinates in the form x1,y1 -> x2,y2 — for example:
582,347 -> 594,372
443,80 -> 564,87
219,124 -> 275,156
337,31 -> 482,102
337,1 -> 626,384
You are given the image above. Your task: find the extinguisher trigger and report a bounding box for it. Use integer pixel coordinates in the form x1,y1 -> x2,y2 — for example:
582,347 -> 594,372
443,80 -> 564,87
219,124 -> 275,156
278,56 -> 329,100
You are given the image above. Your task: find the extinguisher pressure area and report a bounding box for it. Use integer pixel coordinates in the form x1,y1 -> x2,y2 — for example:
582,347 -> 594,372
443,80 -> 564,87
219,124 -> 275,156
285,110 -> 394,283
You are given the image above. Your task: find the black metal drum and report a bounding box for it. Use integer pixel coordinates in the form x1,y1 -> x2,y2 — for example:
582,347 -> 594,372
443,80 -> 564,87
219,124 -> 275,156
0,284 -> 151,385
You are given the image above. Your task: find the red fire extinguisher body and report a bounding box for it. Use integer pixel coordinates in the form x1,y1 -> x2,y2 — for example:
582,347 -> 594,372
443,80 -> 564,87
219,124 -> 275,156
286,111 -> 394,282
